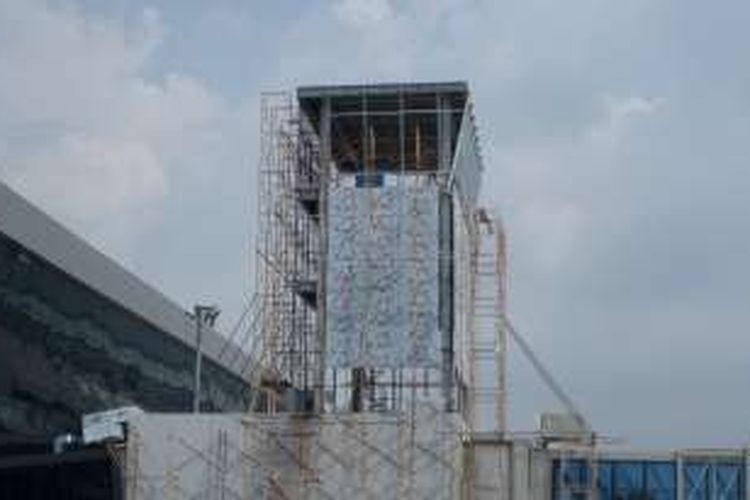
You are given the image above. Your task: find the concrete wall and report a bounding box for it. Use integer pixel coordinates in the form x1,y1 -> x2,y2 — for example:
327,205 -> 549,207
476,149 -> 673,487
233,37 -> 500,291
125,409 -> 465,500
465,436 -> 552,500
121,413 -> 750,499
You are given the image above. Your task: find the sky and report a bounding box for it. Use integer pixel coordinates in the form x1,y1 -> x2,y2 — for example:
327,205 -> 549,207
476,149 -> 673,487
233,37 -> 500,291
1,0 -> 750,449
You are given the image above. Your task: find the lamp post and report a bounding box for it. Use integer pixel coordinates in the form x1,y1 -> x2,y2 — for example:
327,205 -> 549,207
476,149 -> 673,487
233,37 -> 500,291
193,304 -> 220,413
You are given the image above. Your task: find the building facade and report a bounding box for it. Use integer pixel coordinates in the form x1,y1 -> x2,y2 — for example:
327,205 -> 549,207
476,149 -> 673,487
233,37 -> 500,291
0,181 -> 251,440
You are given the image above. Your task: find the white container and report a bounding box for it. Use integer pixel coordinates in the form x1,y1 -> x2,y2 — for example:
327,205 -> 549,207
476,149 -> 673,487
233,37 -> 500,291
82,406 -> 143,444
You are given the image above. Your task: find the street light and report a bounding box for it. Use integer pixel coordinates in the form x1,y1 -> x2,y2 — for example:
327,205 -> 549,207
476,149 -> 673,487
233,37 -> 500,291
193,304 -> 220,413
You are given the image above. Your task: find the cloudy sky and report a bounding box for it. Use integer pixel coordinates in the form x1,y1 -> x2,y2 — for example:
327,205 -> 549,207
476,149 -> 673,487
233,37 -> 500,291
2,0 -> 749,448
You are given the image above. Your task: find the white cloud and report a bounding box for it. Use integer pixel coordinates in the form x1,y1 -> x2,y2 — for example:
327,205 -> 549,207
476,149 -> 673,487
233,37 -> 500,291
604,95 -> 664,122
0,0 -> 232,257
494,93 -> 664,278
333,0 -> 394,28
588,95 -> 665,147
10,134 -> 166,220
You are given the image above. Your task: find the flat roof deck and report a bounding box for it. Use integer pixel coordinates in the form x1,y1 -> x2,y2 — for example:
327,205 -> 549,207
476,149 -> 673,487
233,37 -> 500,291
297,81 -> 468,99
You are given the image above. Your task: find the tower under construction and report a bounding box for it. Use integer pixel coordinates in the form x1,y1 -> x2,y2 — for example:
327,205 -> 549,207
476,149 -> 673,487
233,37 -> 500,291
249,82 -> 506,434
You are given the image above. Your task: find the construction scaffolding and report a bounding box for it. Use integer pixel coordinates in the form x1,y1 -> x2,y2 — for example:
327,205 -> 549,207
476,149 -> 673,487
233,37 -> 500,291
182,82 -> 513,499
240,84 -> 501,418
467,208 -> 507,434
246,92 -> 322,413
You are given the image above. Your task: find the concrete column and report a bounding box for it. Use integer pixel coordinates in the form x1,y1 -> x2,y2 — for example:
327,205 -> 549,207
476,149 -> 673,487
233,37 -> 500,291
676,451 -> 684,500
315,97 -> 331,413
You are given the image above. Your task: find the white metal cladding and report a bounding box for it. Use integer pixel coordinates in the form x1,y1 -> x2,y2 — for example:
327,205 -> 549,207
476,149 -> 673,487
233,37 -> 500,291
453,195 -> 473,390
450,101 -> 482,215
326,174 -> 440,368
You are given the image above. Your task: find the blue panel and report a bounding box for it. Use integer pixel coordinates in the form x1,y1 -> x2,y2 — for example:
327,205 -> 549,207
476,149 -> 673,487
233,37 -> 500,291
552,460 -> 590,500
614,461 -> 645,497
553,458 -> 745,500
596,462 -> 614,500
682,461 -> 744,500
553,459 -> 679,500
355,172 -> 384,187
647,462 -> 677,500
715,463 -> 742,500
685,463 -> 710,500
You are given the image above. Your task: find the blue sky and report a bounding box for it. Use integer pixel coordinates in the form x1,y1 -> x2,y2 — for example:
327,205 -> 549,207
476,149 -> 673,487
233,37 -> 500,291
2,0 -> 750,448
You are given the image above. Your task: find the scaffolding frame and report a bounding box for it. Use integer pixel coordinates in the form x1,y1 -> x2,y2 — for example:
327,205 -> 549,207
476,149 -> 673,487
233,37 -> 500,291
467,208 -> 507,434
220,84 -> 509,499
245,92 -> 322,412
244,86 -> 496,414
